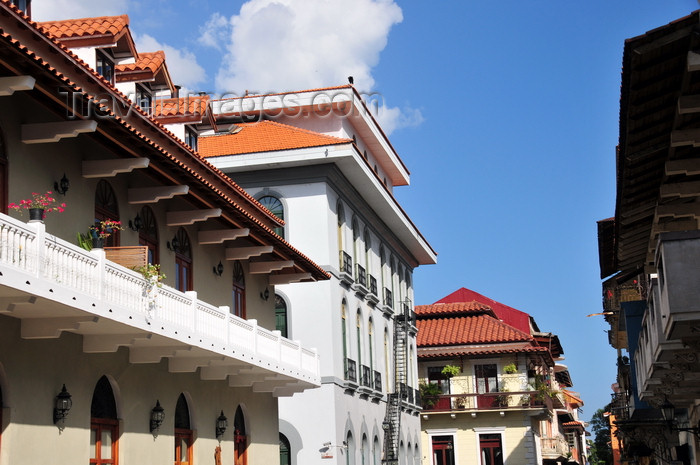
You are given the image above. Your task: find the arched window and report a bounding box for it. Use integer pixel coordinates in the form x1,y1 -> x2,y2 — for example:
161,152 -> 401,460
368,318 -> 375,379
259,195 -> 284,238
364,228 -> 371,275
275,294 -> 288,338
138,206 -> 158,265
373,436 -> 381,465
90,376 -> 118,465
95,180 -> 120,247
0,128 -> 7,214
232,261 -> 245,318
346,431 -> 355,465
174,394 -> 193,465
361,434 -> 369,465
279,433 -> 291,465
384,327 -> 390,392
337,201 -> 345,261
356,310 -> 363,370
173,228 -> 192,292
234,406 -> 248,465
341,301 -> 348,377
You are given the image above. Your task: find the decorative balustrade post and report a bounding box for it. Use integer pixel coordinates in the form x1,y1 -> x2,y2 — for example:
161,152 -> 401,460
185,291 -> 197,333
294,339 -> 302,372
249,319 -> 258,356
90,246 -> 106,299
31,221 -> 45,277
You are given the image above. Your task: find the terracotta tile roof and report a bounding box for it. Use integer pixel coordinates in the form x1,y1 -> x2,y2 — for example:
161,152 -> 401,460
418,342 -> 549,359
436,287 -> 532,333
562,421 -> 585,430
116,51 -> 165,75
38,15 -> 129,40
198,121 -> 352,158
415,301 -> 495,318
417,314 -> 533,347
154,96 -> 209,120
563,390 -> 584,406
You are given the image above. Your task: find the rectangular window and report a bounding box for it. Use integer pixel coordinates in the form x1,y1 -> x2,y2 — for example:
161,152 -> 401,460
479,434 -> 503,465
185,126 -> 198,152
96,50 -> 115,85
475,364 -> 498,408
431,435 -> 455,465
90,419 -> 118,465
135,84 -> 152,114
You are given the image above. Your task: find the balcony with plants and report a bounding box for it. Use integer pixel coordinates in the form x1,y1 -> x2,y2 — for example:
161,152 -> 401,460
419,363 -> 556,413
0,212 -> 321,395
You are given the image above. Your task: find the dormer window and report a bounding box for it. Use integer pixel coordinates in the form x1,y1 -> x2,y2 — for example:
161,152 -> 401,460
10,0 -> 30,16
96,50 -> 115,85
185,126 -> 198,152
135,84 -> 152,114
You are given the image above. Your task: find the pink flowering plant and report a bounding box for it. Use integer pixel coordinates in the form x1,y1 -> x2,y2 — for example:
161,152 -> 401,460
90,219 -> 123,239
8,191 -> 66,215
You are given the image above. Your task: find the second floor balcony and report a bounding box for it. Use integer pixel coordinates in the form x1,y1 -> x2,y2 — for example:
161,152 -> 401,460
421,391 -> 549,412
339,251 -> 353,286
0,214 -> 320,395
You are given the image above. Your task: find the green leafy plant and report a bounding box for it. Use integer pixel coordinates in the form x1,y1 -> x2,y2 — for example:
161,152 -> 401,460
441,365 -> 461,379
503,362 -> 517,374
77,232 -> 93,251
134,263 -> 166,286
419,382 -> 442,408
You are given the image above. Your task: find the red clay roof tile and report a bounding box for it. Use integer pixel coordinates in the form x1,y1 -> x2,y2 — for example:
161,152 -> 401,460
415,301 -> 495,318
198,120 -> 352,157
116,51 -> 165,75
38,15 -> 130,40
154,96 -> 209,119
416,314 -> 532,347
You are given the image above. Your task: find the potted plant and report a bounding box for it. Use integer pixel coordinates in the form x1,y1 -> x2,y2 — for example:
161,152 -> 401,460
134,263 -> 166,286
89,219 -> 123,248
441,365 -> 461,379
454,395 -> 468,409
503,362 -> 517,374
419,382 -> 442,409
8,191 -> 66,222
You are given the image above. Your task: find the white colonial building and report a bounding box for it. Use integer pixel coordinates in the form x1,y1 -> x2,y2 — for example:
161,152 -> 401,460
201,86 -> 437,465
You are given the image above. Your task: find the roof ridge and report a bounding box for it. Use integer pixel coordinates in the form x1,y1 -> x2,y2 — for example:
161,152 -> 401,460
37,14 -> 130,26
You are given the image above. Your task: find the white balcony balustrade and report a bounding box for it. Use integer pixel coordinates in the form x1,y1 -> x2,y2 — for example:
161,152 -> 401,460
0,214 -> 320,395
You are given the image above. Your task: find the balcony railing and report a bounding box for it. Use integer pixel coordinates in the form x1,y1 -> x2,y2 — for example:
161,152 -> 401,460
345,358 -> 357,383
383,288 -> 393,309
0,214 -> 321,389
415,388 -> 421,407
373,370 -> 382,392
541,435 -> 569,460
340,251 -> 352,274
361,365 -> 372,388
407,386 -> 414,404
421,391 -> 546,411
355,264 -> 367,287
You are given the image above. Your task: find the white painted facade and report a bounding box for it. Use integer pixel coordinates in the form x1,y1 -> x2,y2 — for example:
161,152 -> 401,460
208,87 -> 436,465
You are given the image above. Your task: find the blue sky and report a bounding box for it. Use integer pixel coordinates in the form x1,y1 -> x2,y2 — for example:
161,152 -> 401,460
33,0 -> 700,423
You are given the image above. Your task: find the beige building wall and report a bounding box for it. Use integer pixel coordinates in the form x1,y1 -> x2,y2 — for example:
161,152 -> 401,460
0,315 -> 280,465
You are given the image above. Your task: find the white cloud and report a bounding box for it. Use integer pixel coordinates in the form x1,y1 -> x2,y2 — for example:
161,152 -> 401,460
134,34 -> 207,94
198,12 -> 230,50
372,104 -> 425,136
31,0 -> 130,21
211,0 -> 403,95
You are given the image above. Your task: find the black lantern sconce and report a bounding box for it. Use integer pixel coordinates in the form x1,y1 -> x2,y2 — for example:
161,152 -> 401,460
150,400 -> 165,435
660,398 -> 700,437
215,410 -> 228,441
54,173 -> 70,196
128,214 -> 143,232
213,261 -> 224,276
260,287 -> 270,301
166,235 -> 180,253
53,384 -> 72,428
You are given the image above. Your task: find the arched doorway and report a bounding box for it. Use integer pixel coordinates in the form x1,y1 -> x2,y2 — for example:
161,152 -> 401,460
90,376 -> 119,465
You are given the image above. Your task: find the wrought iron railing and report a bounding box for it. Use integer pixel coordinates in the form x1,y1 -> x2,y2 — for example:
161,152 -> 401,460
421,391 -> 546,411
339,251 -> 353,274
356,264 -> 367,287
345,358 -> 357,382
384,288 -> 393,309
374,370 -> 382,391
369,275 -> 378,295
361,365 -> 372,388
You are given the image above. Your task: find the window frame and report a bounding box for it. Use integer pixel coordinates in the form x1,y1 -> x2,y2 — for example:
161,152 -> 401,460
231,261 -> 246,318
96,49 -> 115,85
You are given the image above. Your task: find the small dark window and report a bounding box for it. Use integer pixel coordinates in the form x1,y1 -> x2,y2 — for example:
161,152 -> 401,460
185,126 -> 198,152
275,294 -> 287,338
232,261 -> 245,318
173,228 -> 192,292
136,84 -> 152,114
96,50 -> 115,85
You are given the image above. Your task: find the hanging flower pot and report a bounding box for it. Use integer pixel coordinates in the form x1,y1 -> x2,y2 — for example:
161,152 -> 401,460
92,237 -> 104,249
28,208 -> 45,223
